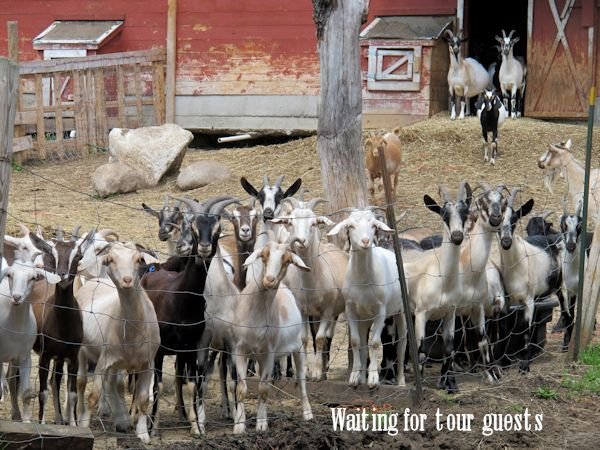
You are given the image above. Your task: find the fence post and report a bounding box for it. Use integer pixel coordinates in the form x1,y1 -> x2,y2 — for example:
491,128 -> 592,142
572,87 -> 596,358
378,147 -> 423,404
0,57 -> 19,267
166,0 -> 177,123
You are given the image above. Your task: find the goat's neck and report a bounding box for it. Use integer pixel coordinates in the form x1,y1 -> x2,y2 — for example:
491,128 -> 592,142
54,278 -> 78,307
242,273 -> 281,326
439,237 -> 462,288
349,245 -> 376,283
234,237 -> 255,290
166,239 -> 178,257
501,47 -> 516,68
114,284 -> 148,319
559,152 -> 586,198
499,234 -> 528,274
448,47 -> 463,70
461,220 -> 494,275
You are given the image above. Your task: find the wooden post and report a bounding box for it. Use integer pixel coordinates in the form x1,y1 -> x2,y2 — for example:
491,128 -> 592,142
8,21 -> 18,62
166,0 -> 177,123
312,0 -> 369,222
0,57 -> 19,268
378,147 -> 423,404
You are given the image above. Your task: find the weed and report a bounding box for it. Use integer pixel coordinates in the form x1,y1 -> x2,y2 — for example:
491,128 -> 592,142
533,387 -> 559,400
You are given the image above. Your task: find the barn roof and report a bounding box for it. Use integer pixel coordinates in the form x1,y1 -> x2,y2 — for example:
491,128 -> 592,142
33,20 -> 123,50
360,16 -> 453,40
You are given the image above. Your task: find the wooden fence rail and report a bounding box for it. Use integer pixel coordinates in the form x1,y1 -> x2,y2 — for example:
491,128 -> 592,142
13,48 -> 166,163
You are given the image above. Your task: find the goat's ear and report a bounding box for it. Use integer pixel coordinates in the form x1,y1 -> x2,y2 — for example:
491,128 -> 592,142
141,203 -> 160,219
364,139 -> 373,151
240,177 -> 259,198
464,182 -> 473,206
36,268 -> 61,285
327,220 -> 347,237
516,199 -> 535,219
495,35 -> 503,44
374,219 -> 394,234
243,248 -> 262,267
284,178 -> 302,198
317,216 -> 335,226
140,252 -> 160,266
565,138 -> 573,150
290,253 -> 310,272
29,232 -> 54,256
512,36 -> 520,44
269,217 -> 290,225
424,194 -> 442,216
0,267 -> 9,283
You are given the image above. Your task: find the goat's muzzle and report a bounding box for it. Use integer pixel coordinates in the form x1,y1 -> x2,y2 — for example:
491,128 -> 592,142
120,276 -> 133,288
197,243 -> 213,259
263,209 -> 275,221
11,294 -> 23,305
500,236 -> 513,250
537,160 -> 546,169
359,238 -> 371,249
489,214 -> 503,228
239,228 -> 252,242
264,275 -> 277,289
158,229 -> 170,241
450,231 -> 464,245
566,242 -> 576,252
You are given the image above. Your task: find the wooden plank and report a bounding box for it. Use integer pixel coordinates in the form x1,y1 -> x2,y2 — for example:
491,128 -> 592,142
93,68 -> 108,150
116,65 -> 126,127
12,135 -> 33,153
0,58 -> 19,263
166,0 -> 177,122
153,61 -> 166,125
18,48 -> 166,75
0,420 -> 94,450
7,21 -> 18,62
53,72 -> 64,153
85,69 -> 98,151
244,378 -> 413,409
34,74 -> 46,159
73,71 -> 90,157
134,63 -> 143,127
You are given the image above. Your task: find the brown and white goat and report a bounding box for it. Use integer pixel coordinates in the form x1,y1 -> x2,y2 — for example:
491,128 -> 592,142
365,128 -> 402,200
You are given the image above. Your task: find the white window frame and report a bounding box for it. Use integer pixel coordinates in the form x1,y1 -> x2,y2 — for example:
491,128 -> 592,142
367,45 -> 422,91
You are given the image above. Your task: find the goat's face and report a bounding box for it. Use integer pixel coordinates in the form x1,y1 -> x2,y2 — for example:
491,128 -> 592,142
495,30 -> 519,57
271,207 -> 334,250
1,249 -> 60,305
476,188 -> 507,229
52,239 -> 78,281
101,242 -> 158,289
366,135 -> 387,159
192,213 -> 222,260
176,213 -> 195,257
244,241 -> 310,289
498,198 -> 535,250
537,139 -> 572,170
424,182 -> 472,245
482,90 -> 498,112
230,205 -> 258,243
241,176 -> 302,221
327,209 -> 393,250
142,201 -> 183,242
560,212 -> 583,253
446,34 -> 463,57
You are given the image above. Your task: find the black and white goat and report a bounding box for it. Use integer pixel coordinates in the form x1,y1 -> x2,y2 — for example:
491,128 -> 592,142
495,29 -> 526,118
443,29 -> 490,120
476,89 -> 508,165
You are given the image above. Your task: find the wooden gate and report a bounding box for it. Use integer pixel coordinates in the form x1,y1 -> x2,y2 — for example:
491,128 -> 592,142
13,48 -> 166,163
525,0 -> 595,119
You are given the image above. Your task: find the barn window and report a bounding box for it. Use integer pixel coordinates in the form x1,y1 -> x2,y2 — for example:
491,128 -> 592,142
367,46 -> 421,91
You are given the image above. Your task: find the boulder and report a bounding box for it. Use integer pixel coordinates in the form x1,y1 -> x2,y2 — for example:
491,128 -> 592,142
109,123 -> 193,185
92,162 -> 147,198
176,160 -> 232,191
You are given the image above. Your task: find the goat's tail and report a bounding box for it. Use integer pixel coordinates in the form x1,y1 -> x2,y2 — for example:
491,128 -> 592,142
392,126 -> 401,136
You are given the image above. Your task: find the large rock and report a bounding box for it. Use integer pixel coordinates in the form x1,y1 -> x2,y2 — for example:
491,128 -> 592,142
92,162 -> 147,198
177,160 -> 232,191
109,123 -> 193,185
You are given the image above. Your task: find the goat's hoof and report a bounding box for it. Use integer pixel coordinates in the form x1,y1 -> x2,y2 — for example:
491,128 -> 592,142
518,361 -> 530,373
349,372 -> 361,387
304,410 -> 313,420
233,423 -> 246,434
397,377 -> 406,387
367,373 -> 380,389
115,422 -> 134,433
490,159 -> 496,165
256,421 -> 268,432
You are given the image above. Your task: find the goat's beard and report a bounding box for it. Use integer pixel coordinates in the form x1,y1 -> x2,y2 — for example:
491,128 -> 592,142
543,167 -> 560,194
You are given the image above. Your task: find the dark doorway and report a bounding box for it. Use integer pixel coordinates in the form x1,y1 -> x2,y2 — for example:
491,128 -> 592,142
465,0 -> 528,73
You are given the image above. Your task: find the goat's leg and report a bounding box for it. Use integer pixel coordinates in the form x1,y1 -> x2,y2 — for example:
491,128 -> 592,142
65,358 -> 78,426
8,361 -> 22,421
510,87 -> 518,119
458,96 -> 466,120
347,307 -> 363,386
134,365 -> 153,444
38,354 -> 51,424
173,355 -> 186,420
491,128 -> 499,165
474,306 -> 500,384
358,320 -> 371,386
449,91 -> 457,120
285,354 -> 294,378
76,350 -> 89,427
439,314 -> 459,393
414,312 -> 427,367
394,313 -> 407,387
0,363 -> 6,402
218,351 -> 232,419
233,354 -> 249,434
53,358 -> 67,425
107,367 -> 133,433
312,318 -> 330,382
256,352 -> 275,432
293,349 -> 313,421
519,298 -> 536,373
149,366 -> 161,437
482,130 -> 489,163
367,308 -> 387,388
180,355 -> 201,437
15,355 -> 34,423
195,345 -> 211,436
562,295 -> 576,351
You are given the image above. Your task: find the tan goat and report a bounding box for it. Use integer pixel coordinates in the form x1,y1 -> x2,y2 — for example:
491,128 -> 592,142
365,127 -> 402,200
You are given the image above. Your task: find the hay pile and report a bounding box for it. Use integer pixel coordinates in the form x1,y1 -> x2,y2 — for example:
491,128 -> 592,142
6,113 -> 596,253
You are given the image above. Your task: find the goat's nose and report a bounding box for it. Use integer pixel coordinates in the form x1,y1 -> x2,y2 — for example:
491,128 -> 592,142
361,238 -> 370,247
12,294 -> 22,304
537,160 -> 545,169
265,275 -> 276,286
450,231 -> 464,244
122,276 -> 133,286
241,225 -> 250,233
500,237 -> 512,250
263,209 -> 274,220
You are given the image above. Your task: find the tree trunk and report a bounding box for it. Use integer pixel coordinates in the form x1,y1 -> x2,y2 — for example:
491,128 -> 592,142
313,0 -> 369,217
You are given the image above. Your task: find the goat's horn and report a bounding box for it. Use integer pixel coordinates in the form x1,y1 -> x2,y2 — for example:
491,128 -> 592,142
18,223 -> 30,237
502,29 -> 507,39
70,225 -> 81,242
281,197 -> 300,211
307,197 -> 328,211
55,225 -> 64,241
508,187 -> 522,208
541,210 -> 555,221
98,228 -> 119,241
262,175 -> 270,187
174,196 -> 203,214
274,175 -> 284,188
477,181 -> 493,193
444,29 -> 454,38
163,195 -> 169,208
298,187 -> 310,203
576,200 -> 584,217
439,185 -> 452,203
366,206 -> 387,213
508,29 -> 516,40
457,180 -> 468,202
34,224 -> 44,239
209,197 -> 241,216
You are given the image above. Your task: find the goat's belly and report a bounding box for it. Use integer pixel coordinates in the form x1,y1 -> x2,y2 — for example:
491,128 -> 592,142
0,321 -> 36,361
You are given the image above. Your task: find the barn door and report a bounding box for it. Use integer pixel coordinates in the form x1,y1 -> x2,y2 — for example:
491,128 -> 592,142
525,0 -> 595,118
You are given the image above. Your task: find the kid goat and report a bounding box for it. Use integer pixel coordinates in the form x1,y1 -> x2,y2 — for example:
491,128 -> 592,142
476,89 -> 507,165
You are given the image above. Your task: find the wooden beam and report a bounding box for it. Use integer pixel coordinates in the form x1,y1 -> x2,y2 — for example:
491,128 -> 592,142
134,63 -> 143,127
166,0 -> 177,123
0,58 -> 19,267
0,420 -> 94,450
153,61 -> 166,125
7,21 -> 18,62
34,74 -> 46,159
12,135 -> 33,153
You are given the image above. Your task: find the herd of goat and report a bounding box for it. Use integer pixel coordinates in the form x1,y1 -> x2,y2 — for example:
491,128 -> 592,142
0,28 -> 588,444
0,136 -> 593,442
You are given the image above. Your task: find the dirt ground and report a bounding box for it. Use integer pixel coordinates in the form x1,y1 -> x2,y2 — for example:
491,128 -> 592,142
2,113 -> 600,449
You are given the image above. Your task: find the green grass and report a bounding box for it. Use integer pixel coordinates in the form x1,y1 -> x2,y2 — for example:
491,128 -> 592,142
533,387 -> 559,400
11,160 -> 23,172
562,345 -> 600,393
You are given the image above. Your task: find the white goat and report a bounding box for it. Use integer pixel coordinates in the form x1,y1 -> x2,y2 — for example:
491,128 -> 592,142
271,197 -> 348,381
538,138 -> 600,224
444,29 -> 490,120
495,29 -> 526,118
327,209 -> 407,388
0,248 -> 60,422
231,235 -> 313,434
76,242 -> 160,444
